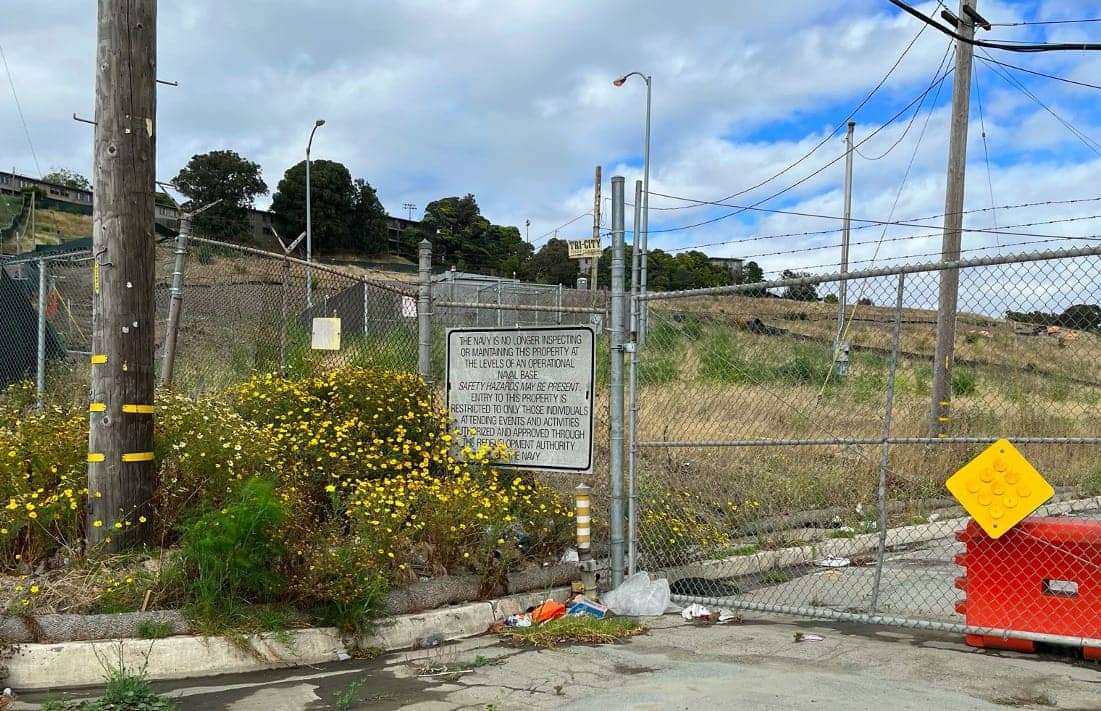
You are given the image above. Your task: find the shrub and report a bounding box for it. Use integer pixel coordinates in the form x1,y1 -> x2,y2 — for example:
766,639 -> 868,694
177,478 -> 291,622
291,530 -> 389,634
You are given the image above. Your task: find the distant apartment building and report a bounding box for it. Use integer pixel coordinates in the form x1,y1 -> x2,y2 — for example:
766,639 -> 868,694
708,255 -> 744,282
0,170 -> 93,206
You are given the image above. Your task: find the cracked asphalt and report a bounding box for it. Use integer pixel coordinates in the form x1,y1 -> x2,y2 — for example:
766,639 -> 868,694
23,613 -> 1101,710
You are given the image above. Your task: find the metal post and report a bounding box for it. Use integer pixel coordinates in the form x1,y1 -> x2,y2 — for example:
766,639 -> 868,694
931,0 -> 979,436
35,257 -> 46,410
638,76 -> 652,346
575,483 -> 598,596
279,256 -> 288,376
609,176 -> 627,588
159,213 -> 190,387
627,179 -> 643,574
871,273 -> 905,613
591,166 -> 602,293
305,153 -> 312,311
417,239 -> 432,382
834,120 -> 855,378
556,283 -> 563,325
496,280 -> 503,327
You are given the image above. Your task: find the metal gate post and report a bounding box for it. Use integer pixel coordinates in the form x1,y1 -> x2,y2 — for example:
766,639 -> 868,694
609,176 -> 627,587
35,257 -> 47,410
160,212 -> 191,387
626,179 -> 643,574
871,273 -> 905,612
417,239 -> 433,382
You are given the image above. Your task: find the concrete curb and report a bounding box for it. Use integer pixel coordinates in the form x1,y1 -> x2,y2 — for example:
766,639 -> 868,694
6,587 -> 570,691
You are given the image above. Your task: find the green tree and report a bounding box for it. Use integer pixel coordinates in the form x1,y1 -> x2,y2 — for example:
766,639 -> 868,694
41,168 -> 91,191
173,150 -> 267,243
422,194 -> 527,274
271,160 -> 388,253
526,238 -> 579,285
781,269 -> 819,301
739,260 -> 764,285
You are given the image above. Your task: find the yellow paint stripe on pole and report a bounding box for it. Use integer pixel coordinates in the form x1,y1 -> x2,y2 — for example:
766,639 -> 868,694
87,453 -> 105,463
121,452 -> 155,462
90,354 -> 108,364
89,403 -> 107,412
121,404 -> 155,414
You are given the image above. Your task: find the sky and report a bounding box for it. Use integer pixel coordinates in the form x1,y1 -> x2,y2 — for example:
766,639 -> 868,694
5,0 -> 1101,309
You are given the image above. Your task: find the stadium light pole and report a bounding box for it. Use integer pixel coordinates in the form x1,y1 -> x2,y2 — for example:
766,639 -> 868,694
305,118 -> 325,309
613,71 -> 652,341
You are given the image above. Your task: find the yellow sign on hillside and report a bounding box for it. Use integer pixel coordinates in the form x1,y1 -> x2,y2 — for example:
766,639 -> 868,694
945,438 -> 1053,539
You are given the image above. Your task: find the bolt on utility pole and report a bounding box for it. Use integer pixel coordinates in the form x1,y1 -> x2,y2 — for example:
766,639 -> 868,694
834,120 -> 855,378
930,0 -> 987,437
591,165 -> 602,290
88,0 -> 158,551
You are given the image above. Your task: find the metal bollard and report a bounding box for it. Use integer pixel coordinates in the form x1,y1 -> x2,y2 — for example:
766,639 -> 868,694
575,483 -> 598,596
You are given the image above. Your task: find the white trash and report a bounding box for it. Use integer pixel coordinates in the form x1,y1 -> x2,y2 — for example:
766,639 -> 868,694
680,603 -> 711,621
602,571 -> 671,617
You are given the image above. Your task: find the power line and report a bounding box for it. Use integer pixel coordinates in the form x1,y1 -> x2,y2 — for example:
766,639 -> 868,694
855,44 -> 954,160
770,236 -> 1098,275
530,211 -> 592,246
977,48 -> 1101,156
976,54 -> 1101,92
647,60 -> 955,236
639,21 -> 934,213
888,0 -> 1101,52
0,41 -> 42,177
990,17 -> 1101,27
663,195 -> 1101,254
736,212 -> 1101,261
973,64 -> 1000,248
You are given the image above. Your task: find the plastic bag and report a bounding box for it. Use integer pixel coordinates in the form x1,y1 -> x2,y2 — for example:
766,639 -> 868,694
602,571 -> 671,616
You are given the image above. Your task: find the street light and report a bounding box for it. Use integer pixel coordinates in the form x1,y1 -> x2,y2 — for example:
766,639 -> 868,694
613,71 -> 652,341
305,118 -> 325,309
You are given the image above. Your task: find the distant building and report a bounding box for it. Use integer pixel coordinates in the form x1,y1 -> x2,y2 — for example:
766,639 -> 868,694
0,170 -> 93,206
708,256 -> 744,282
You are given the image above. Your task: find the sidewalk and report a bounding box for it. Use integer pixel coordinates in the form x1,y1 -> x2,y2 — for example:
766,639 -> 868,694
22,613 -> 1101,710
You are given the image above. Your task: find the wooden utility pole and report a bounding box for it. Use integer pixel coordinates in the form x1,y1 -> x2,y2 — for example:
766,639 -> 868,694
591,165 -> 601,289
930,0 -> 987,437
87,0 -> 158,550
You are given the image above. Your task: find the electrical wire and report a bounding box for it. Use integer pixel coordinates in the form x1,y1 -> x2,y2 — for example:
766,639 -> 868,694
976,54 -> 1101,92
977,48 -> 1101,156
888,0 -> 1101,52
662,195 -> 1101,254
990,17 -> 1101,27
530,212 -> 592,246
973,64 -> 1001,248
855,44 -> 954,160
646,61 -> 955,236
0,41 -> 42,177
637,21 -> 933,213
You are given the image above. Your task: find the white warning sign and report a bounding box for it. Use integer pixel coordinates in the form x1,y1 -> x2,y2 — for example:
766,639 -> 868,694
446,326 -> 595,472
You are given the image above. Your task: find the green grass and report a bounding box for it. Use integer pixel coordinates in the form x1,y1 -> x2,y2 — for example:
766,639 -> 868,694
136,619 -> 174,639
697,331 -> 832,386
497,616 -> 645,648
0,194 -> 21,228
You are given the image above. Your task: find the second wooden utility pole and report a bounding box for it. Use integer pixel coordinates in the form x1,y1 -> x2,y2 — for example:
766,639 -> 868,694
87,0 -> 158,551
929,0 -> 988,437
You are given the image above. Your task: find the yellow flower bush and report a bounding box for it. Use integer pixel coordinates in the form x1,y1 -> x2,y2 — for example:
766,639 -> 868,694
0,366 -> 573,625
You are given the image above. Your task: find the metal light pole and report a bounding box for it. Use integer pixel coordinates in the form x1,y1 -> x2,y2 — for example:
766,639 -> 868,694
305,118 -> 325,310
613,72 -> 652,343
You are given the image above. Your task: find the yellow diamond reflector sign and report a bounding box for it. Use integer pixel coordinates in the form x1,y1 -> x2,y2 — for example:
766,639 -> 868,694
945,438 -> 1053,539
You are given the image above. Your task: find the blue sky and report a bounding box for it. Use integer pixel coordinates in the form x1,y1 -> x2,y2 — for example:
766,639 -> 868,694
4,0 -> 1101,289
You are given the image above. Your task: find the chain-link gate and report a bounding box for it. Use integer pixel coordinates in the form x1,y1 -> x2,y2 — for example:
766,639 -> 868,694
628,244 -> 1101,650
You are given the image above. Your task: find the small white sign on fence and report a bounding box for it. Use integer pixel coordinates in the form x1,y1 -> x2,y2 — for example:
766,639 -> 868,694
401,295 -> 417,318
446,326 -> 595,472
311,317 -> 341,350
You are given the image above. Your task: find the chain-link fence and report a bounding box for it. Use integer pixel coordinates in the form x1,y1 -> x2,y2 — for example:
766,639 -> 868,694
628,245 -> 1101,650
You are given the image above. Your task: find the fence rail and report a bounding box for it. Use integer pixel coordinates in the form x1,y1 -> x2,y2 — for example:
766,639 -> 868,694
627,244 -> 1101,650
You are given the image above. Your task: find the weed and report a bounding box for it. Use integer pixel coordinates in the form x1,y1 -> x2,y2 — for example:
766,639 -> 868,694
178,478 -> 289,627
334,678 -> 367,711
136,619 -> 173,640
951,367 -> 978,397
498,616 -> 645,648
86,645 -> 176,710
